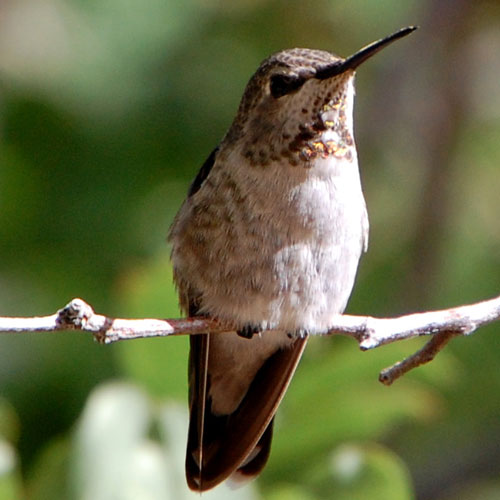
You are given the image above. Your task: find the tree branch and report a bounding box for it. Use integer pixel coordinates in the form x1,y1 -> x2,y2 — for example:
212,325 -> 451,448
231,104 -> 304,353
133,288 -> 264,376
1,295 -> 499,385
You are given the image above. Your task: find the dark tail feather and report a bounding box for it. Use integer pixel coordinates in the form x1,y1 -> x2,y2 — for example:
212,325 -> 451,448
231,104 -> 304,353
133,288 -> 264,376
185,333 -> 209,491
229,418 -> 274,484
186,334 -> 308,491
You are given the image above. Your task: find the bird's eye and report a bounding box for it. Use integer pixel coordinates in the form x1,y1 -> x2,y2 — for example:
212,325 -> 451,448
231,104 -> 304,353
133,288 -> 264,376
269,74 -> 305,98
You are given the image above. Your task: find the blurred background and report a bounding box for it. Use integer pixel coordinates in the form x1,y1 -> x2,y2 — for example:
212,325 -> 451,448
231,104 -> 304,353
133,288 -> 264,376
1,0 -> 500,498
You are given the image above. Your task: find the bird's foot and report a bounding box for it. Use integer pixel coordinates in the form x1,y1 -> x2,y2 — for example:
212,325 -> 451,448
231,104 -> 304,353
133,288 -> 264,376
237,324 -> 262,339
287,328 -> 310,339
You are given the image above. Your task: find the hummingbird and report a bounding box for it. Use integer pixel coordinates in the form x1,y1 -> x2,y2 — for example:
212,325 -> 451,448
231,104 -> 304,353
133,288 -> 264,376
168,26 -> 416,491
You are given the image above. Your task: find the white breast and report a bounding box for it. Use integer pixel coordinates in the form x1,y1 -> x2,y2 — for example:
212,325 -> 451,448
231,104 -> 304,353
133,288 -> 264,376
194,151 -> 368,334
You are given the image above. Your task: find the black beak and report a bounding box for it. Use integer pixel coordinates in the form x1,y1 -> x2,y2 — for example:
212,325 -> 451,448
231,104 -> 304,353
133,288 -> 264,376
315,26 -> 418,80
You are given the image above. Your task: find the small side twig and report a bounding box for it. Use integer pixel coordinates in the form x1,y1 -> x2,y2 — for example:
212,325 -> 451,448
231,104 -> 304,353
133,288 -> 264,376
378,330 -> 459,385
1,294 -> 499,385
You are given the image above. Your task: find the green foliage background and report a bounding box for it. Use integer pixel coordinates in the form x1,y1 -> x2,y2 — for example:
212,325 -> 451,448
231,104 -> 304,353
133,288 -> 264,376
1,1 -> 500,499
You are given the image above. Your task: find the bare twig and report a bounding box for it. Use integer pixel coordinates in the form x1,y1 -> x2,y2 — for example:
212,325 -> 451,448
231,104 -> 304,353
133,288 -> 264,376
378,330 -> 459,386
0,299 -> 228,343
1,295 -> 499,385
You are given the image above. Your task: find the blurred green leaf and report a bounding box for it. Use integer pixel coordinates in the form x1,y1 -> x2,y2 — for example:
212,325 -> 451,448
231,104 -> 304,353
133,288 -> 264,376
27,438 -> 70,500
324,442 -> 414,500
59,382 -> 261,499
0,440 -> 22,500
266,483 -> 318,500
0,399 -> 20,445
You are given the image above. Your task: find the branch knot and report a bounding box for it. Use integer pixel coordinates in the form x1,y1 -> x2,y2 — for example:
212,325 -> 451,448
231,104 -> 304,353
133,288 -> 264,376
56,298 -> 95,328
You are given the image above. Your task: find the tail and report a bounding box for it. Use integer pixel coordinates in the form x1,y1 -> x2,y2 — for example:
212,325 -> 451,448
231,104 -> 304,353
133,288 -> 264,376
186,333 -> 308,491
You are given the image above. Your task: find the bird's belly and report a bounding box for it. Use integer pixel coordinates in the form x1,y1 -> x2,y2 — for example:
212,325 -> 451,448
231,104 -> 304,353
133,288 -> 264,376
198,170 -> 367,334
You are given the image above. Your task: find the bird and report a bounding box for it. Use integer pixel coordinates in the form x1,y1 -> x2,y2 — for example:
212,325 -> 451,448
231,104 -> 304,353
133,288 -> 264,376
168,26 -> 417,492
